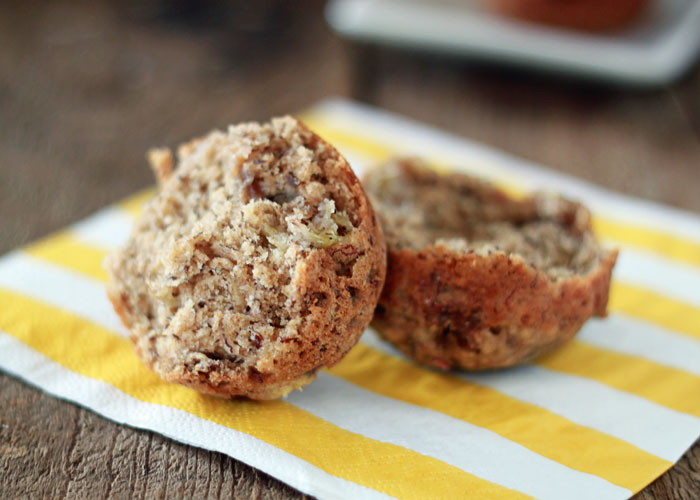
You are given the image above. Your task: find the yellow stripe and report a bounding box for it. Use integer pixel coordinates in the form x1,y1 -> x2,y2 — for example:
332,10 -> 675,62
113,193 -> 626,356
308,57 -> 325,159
119,187 -> 156,217
610,282 -> 700,341
331,344 -> 670,492
24,231 -> 108,282
0,288 -> 528,500
539,340 -> 700,419
301,111 -> 395,161
301,111 -> 700,270
595,218 -> 700,269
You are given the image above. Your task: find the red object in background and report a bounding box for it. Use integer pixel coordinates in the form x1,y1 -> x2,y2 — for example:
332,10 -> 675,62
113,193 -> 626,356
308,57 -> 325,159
489,0 -> 648,32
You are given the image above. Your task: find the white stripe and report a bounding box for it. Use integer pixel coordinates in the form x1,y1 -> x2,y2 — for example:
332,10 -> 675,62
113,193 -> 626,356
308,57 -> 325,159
0,333 -> 390,500
362,329 -> 700,462
71,206 -> 134,250
312,98 -> 700,244
580,315 -> 700,378
463,366 -> 700,462
289,373 -> 630,500
611,247 -> 700,308
0,252 -> 129,338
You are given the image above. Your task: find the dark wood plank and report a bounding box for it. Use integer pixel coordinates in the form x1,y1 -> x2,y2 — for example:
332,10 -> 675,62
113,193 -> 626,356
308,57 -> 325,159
670,60 -> 700,141
0,374 -> 308,500
633,439 -> 700,500
1,1 -> 699,499
0,0 -> 350,255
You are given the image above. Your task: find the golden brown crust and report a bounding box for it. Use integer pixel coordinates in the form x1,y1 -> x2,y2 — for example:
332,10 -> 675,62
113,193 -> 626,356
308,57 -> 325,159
106,117 -> 386,399
373,245 -> 617,370
364,158 -> 617,370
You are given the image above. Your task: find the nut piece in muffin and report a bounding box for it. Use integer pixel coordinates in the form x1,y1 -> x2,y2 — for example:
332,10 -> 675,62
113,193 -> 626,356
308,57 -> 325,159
363,158 -> 617,371
106,116 -> 386,399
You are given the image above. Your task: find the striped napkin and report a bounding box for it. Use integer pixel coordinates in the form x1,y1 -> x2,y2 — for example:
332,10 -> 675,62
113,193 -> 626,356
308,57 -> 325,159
2,99 -> 699,500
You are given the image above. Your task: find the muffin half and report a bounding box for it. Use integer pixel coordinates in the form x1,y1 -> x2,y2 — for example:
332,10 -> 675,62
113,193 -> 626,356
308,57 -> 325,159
363,158 -> 617,370
106,117 -> 386,399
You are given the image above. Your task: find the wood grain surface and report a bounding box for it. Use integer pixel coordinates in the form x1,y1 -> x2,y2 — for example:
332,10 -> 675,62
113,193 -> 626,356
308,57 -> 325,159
1,1 -> 699,498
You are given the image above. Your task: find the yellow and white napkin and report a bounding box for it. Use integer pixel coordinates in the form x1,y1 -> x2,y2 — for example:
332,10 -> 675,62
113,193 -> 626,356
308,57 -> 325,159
1,99 -> 699,500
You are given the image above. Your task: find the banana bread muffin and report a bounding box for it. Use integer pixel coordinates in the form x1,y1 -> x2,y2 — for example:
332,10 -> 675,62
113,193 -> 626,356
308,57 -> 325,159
488,0 -> 647,32
363,158 -> 617,371
106,116 -> 386,399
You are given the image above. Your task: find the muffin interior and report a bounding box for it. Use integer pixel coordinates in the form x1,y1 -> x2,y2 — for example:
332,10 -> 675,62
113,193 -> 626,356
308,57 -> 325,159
363,159 -> 604,281
108,117 -> 365,385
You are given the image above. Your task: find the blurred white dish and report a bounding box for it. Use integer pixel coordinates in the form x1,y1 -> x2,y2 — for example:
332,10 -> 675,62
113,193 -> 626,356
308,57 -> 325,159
326,0 -> 700,86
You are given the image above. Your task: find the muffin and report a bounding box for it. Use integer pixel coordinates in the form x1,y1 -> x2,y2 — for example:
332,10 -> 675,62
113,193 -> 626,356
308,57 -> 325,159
488,0 -> 648,32
363,158 -> 617,371
106,116 -> 386,399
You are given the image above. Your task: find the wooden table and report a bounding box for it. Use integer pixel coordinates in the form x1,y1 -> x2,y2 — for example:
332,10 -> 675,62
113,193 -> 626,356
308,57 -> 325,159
1,1 -> 699,498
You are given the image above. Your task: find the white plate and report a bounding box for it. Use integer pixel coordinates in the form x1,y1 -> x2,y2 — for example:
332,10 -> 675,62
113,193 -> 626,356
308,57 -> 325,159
326,0 -> 700,86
